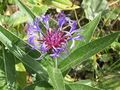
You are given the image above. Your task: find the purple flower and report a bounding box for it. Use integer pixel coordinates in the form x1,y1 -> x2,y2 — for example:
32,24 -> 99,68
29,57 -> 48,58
41,15 -> 50,29
27,12 -> 83,58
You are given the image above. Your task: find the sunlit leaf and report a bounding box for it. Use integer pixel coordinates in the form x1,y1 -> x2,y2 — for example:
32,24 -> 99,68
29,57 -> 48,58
48,66 -> 65,90
59,32 -> 119,75
23,81 -> 53,90
66,83 -> 100,90
0,26 -> 48,81
81,13 -> 101,43
31,5 -> 48,16
9,11 -> 27,26
16,62 -> 27,88
82,0 -> 109,20
16,0 -> 35,21
51,1 -> 79,10
2,47 -> 16,90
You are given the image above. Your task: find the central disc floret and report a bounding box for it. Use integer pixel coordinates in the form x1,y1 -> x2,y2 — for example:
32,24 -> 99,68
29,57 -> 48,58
43,29 -> 67,49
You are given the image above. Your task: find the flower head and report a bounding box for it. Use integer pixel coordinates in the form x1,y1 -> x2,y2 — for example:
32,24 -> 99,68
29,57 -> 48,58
27,12 -> 83,58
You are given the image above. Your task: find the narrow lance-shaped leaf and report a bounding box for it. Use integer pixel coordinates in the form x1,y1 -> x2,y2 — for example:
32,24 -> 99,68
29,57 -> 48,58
47,66 -> 65,90
42,0 -> 79,10
16,0 -> 35,21
23,81 -> 53,90
66,83 -> 100,90
53,0 -> 72,6
2,46 -> 16,90
15,62 -> 27,88
9,11 -> 28,27
16,0 -> 46,28
51,1 -> 79,10
0,26 -> 48,81
81,13 -> 101,43
0,48 -> 7,89
59,32 -> 119,74
74,13 -> 101,51
0,25 -> 40,54
31,5 -> 48,16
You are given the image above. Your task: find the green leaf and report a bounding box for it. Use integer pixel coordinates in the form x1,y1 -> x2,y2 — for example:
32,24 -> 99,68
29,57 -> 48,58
47,66 -> 65,90
16,0 -> 35,21
0,25 -> 39,54
66,83 -> 100,90
53,0 -> 72,6
0,48 -> 4,71
16,0 -> 46,29
105,7 -> 120,20
81,13 -> 101,43
15,62 -> 27,88
51,1 -> 79,10
74,13 -> 101,50
0,25 -> 41,60
72,14 -> 101,52
42,0 -> 79,10
82,0 -> 109,20
2,46 -> 16,90
23,81 -> 53,90
31,5 -> 48,16
0,15 -> 10,26
0,56 -> 7,89
0,26 -> 48,81
97,75 -> 120,90
59,32 -> 119,75
9,11 -> 28,26
65,80 -> 100,90
0,0 -> 7,14
0,70 -> 7,90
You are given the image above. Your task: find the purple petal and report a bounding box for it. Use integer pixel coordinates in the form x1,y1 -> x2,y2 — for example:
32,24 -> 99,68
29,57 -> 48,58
40,43 -> 48,53
41,15 -> 50,29
50,47 -> 65,58
69,34 -> 83,41
58,16 -> 66,28
69,21 -> 77,34
57,12 -> 67,28
50,53 -> 59,58
28,36 -> 35,45
42,15 -> 50,23
53,47 -> 64,53
34,17 -> 40,25
27,18 -> 41,33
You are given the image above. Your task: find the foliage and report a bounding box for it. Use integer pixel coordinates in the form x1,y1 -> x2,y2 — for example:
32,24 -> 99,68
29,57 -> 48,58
0,0 -> 120,90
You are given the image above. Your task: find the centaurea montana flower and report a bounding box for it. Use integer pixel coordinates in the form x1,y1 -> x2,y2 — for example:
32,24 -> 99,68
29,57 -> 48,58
27,12 -> 83,58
